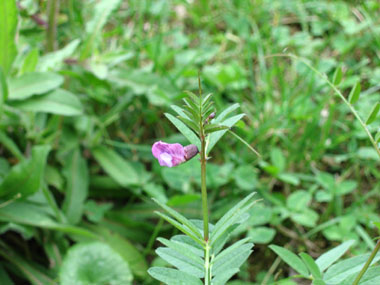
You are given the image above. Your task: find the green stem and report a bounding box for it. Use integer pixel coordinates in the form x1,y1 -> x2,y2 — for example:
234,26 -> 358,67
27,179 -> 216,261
46,0 -> 59,52
200,134 -> 209,241
204,242 -> 211,285
353,239 -> 380,285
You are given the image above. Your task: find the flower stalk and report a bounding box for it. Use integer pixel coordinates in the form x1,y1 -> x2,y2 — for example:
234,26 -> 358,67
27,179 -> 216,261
352,239 -> 380,285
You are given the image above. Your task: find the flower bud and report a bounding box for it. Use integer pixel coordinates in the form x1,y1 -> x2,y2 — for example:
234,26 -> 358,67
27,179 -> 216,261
184,144 -> 199,160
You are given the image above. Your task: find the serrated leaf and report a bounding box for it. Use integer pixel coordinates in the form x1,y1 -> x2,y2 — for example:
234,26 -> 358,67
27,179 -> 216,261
333,67 -> 343,85
348,82 -> 361,104
153,198 -> 203,240
148,267 -> 202,285
315,240 -> 355,272
165,113 -> 201,149
299,252 -> 322,279
269,245 -> 309,276
156,247 -> 204,278
365,102 -> 380,125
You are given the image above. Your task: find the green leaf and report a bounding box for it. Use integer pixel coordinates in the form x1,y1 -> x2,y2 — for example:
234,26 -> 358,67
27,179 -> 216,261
365,102 -> 380,125
315,240 -> 355,272
153,198 -> 203,240
0,264 -> 13,285
269,245 -> 309,276
212,268 -> 239,285
299,252 -> 322,279
211,192 -> 256,246
0,0 -> 18,75
177,116 -> 200,133
0,130 -> 23,161
323,252 -> 380,284
348,82 -> 361,104
9,89 -> 83,116
333,67 -> 343,85
8,72 -> 64,100
148,267 -> 202,285
213,240 -> 253,279
60,242 -> 132,285
165,113 -> 201,149
247,227 -> 276,244
156,247 -> 204,277
0,201 -> 97,239
92,227 -> 148,279
0,67 -> 7,119
38,39 -> 80,71
341,265 -> 380,285
62,148 -> 89,224
287,191 -> 311,211
81,0 -> 122,59
21,48 -> 39,74
92,146 -> 139,187
158,237 -> 203,264
155,212 -> 204,246
0,145 -> 50,198
204,124 -> 229,134
207,113 -> 245,154
0,245 -> 56,285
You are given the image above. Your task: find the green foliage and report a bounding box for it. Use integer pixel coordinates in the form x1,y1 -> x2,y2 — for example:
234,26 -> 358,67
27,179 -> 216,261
59,242 -> 133,285
1,0 -> 380,283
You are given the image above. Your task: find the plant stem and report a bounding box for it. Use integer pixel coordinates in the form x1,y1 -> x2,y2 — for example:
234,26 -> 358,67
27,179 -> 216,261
46,0 -> 59,52
352,239 -> 380,285
200,135 -> 209,241
204,242 -> 211,285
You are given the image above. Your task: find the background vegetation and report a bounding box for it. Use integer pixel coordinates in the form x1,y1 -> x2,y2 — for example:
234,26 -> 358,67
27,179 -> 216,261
1,0 -> 380,284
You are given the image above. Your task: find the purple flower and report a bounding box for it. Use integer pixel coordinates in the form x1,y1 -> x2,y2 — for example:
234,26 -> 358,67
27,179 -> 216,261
152,141 -> 198,167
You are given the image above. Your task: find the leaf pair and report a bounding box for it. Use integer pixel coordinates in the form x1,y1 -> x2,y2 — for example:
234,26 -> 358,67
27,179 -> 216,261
149,193 -> 257,284
269,240 -> 380,284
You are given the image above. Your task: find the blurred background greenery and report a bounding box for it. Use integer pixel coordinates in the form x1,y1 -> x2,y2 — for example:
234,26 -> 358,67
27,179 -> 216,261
1,0 -> 380,284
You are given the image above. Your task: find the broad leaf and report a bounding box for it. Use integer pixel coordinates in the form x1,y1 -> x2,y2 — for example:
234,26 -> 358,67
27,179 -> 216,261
269,245 -> 309,277
9,89 -> 83,116
8,72 -> 64,100
60,242 -> 132,285
0,145 -> 50,198
0,0 -> 18,74
315,240 -> 355,272
62,148 -> 89,224
92,146 -> 139,187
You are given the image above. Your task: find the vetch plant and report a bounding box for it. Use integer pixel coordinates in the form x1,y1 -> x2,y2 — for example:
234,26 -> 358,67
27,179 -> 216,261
148,78 -> 260,285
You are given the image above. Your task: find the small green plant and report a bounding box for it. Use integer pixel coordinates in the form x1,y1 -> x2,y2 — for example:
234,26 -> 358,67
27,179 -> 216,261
148,78 -> 259,284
